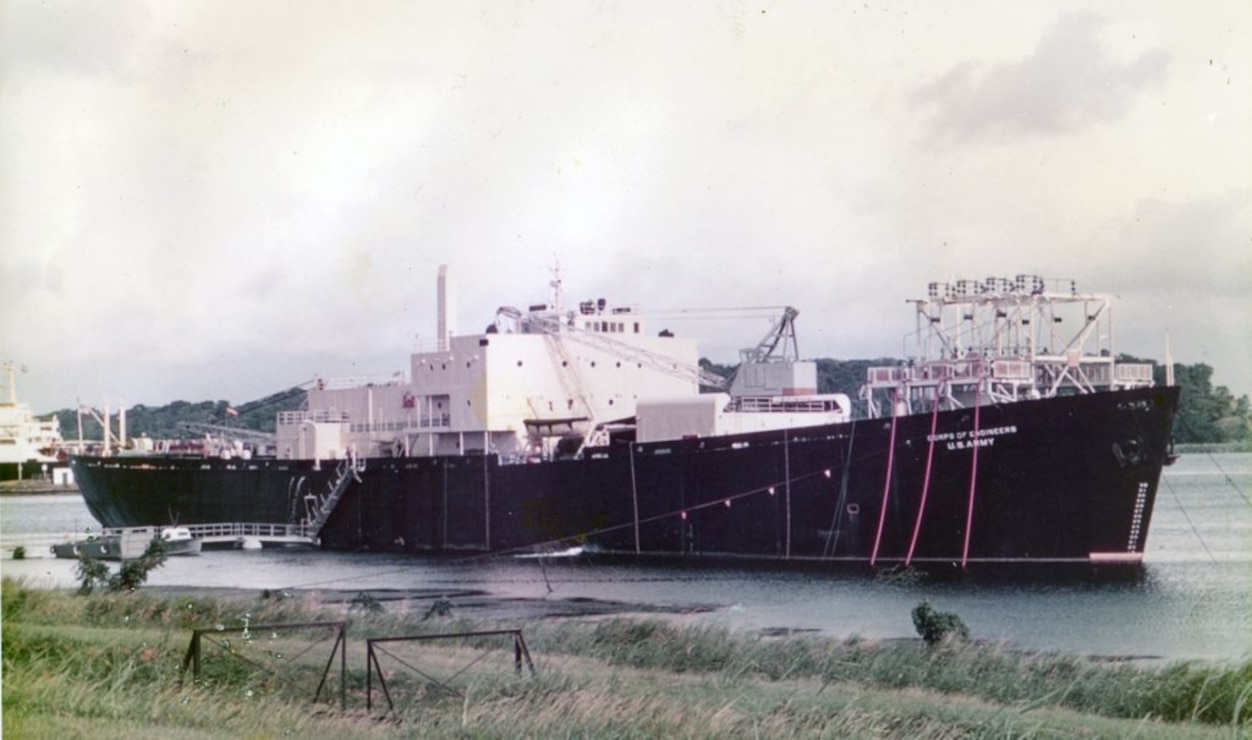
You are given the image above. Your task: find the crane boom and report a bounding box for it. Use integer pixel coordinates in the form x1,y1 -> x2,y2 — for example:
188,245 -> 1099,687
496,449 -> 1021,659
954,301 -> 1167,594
511,304 -> 804,394
522,311 -> 731,390
178,422 -> 275,442
738,306 -> 800,364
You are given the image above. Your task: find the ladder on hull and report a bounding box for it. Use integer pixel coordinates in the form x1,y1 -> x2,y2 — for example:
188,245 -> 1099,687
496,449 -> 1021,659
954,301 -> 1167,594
302,456 -> 364,536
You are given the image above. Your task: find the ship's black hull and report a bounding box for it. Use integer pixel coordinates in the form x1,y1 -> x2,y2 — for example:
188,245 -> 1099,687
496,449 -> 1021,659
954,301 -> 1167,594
71,386 -> 1179,566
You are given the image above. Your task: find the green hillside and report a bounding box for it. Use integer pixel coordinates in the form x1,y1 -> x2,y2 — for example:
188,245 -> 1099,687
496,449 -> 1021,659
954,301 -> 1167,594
52,387 -> 306,442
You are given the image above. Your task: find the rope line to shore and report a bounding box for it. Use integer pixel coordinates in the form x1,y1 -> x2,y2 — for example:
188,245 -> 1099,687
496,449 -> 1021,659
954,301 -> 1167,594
1201,449 -> 1250,507
275,466 -> 837,592
1161,474 -> 1217,564
274,431 -> 916,591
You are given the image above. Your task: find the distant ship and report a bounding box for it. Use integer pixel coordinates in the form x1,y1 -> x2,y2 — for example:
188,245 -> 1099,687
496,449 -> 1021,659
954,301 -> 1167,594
72,269 -> 1178,568
0,363 -> 65,482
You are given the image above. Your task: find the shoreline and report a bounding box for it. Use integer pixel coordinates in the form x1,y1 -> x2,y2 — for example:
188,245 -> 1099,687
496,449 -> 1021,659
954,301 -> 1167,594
0,480 -> 79,495
16,581 -> 1182,665
145,584 -> 725,624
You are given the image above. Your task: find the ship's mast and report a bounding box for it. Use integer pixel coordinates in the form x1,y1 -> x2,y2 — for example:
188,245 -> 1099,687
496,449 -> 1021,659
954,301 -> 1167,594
548,259 -> 564,326
1165,331 -> 1175,387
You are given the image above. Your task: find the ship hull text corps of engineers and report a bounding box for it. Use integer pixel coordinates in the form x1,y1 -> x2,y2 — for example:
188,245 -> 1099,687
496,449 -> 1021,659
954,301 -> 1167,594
71,385 -> 1178,565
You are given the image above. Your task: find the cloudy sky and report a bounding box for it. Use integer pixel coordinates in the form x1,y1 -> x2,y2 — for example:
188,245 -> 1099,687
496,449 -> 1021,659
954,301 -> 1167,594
2,1 -> 1248,414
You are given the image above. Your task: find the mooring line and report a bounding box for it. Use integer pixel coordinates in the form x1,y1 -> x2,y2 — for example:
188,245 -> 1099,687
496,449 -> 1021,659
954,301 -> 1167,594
869,387 -> 900,566
277,466 -> 838,591
1172,415 -> 1250,507
1162,474 -> 1218,564
905,387 -> 941,566
276,429 -> 924,591
1201,449 -> 1250,507
451,467 -> 837,565
822,422 -> 857,558
960,379 -> 983,569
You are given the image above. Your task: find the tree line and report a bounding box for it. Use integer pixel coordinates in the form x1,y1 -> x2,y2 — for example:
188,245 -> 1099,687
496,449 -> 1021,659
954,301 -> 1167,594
52,387 -> 306,442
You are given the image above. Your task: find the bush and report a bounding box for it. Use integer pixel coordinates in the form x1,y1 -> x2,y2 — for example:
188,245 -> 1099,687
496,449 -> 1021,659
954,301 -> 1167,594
349,591 -> 383,614
74,537 -> 169,595
911,600 -> 970,646
75,556 -> 112,595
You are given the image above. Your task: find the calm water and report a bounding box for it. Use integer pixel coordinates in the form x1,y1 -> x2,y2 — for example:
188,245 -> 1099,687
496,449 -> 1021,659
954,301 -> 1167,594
2,453 -> 1248,663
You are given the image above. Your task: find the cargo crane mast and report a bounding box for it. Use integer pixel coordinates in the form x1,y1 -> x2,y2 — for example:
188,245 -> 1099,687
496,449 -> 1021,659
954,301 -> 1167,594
498,263 -> 804,392
495,265 -> 803,457
734,307 -> 800,364
534,305 -> 803,393
541,263 -> 595,425
508,299 -> 801,456
562,318 -> 731,390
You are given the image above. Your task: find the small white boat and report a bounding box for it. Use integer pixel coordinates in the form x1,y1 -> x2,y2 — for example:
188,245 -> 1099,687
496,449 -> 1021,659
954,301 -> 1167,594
158,526 -> 202,556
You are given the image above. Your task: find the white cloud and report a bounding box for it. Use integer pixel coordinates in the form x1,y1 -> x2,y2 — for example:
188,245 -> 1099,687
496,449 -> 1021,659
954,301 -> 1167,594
912,13 -> 1170,141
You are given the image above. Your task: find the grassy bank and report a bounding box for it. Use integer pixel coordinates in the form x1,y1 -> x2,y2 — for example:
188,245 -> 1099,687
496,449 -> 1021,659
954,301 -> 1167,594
3,578 -> 1249,738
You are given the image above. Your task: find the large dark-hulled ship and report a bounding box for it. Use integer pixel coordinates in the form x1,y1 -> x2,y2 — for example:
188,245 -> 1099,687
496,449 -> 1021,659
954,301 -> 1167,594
72,270 -> 1178,567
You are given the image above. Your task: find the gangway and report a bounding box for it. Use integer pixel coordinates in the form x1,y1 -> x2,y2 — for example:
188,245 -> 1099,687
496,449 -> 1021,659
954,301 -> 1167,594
301,456 -> 365,536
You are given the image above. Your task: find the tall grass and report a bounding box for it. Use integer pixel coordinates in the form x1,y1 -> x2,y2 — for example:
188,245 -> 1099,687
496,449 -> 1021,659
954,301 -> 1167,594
3,576 -> 1249,737
520,618 -> 1252,727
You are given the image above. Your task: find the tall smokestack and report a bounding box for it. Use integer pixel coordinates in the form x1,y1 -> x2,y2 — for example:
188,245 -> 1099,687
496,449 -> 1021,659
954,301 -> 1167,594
437,265 -> 456,352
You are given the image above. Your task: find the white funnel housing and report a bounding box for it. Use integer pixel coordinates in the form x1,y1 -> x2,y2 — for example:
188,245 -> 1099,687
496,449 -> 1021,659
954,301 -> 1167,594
437,265 -> 456,352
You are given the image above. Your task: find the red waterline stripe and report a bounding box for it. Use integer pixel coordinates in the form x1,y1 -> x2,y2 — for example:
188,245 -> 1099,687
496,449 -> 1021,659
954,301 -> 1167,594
870,387 -> 899,566
960,380 -> 983,568
906,387 -> 942,565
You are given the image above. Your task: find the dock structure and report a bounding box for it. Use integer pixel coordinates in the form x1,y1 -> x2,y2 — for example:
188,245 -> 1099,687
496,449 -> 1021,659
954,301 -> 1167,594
103,523 -> 318,549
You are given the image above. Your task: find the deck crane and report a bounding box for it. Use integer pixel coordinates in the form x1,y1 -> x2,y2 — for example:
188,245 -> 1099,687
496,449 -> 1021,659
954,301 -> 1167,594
494,261 -> 798,394
498,304 -> 804,396
493,302 -> 803,455
726,306 -> 800,391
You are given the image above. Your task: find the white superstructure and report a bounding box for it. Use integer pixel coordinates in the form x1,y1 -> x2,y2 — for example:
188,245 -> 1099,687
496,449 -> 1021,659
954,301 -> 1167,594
275,267 -> 851,461
0,363 -> 63,470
